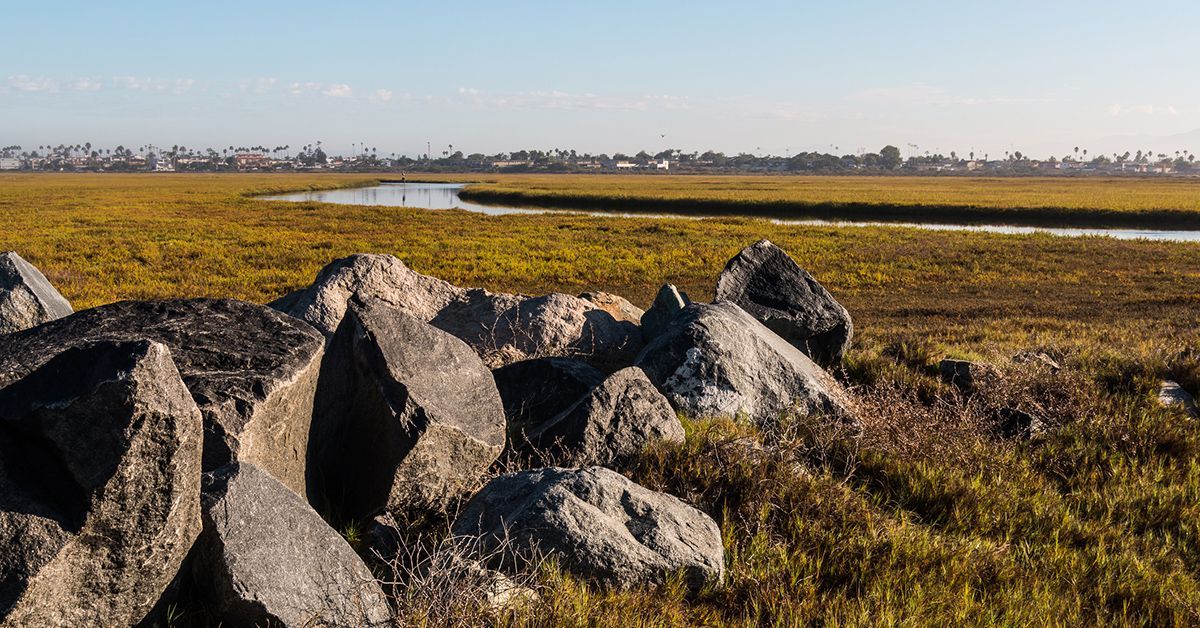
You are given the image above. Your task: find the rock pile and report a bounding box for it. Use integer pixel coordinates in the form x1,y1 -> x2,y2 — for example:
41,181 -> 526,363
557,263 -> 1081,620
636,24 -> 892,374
0,242 -> 853,625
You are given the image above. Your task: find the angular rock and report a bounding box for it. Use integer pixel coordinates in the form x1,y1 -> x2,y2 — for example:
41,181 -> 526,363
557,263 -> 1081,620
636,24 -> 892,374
0,251 -> 72,335
521,367 -> 684,468
269,253 -> 466,338
939,358 -> 999,393
310,301 -> 506,520
579,291 -> 645,324
453,466 -> 724,590
0,341 -> 202,626
640,284 -> 690,343
715,240 -> 852,366
1158,380 -> 1199,418
0,299 -> 324,497
1012,351 -> 1062,372
635,301 -> 856,426
193,463 -> 391,627
492,357 -> 606,438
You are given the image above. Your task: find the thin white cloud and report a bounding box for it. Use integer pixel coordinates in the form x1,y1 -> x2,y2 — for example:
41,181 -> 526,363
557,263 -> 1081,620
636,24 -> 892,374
322,83 -> 353,98
8,75 -> 59,92
239,77 -> 277,94
110,76 -> 196,94
370,89 -> 394,103
848,83 -> 1053,106
68,78 -> 102,92
451,87 -> 690,112
1107,103 -> 1179,117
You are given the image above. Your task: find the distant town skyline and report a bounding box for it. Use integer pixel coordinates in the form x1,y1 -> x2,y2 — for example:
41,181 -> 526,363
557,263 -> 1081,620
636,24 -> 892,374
5,1 -> 1200,158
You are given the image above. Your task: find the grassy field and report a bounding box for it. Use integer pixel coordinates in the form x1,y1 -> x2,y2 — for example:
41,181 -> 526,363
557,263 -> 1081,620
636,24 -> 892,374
455,173 -> 1200,228
4,172 -> 1200,625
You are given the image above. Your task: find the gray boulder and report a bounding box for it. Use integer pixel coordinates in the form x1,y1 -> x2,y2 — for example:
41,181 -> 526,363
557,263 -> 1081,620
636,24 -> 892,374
310,301 -> 506,520
270,253 -> 467,338
715,240 -> 852,366
459,293 -> 643,372
939,358 -> 999,393
521,367 -> 684,468
492,357 -> 606,438
1158,380 -> 1199,418
274,254 -> 641,372
0,252 -> 72,335
635,301 -> 856,426
579,291 -> 645,324
0,299 -> 324,498
193,463 -> 391,627
640,284 -> 690,343
0,341 -> 202,626
453,466 -> 724,590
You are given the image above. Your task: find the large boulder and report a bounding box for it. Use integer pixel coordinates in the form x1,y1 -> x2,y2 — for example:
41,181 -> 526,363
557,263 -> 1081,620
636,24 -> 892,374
451,293 -> 643,372
269,253 -> 466,338
635,301 -> 856,426
453,467 -> 724,590
0,299 -> 324,497
192,463 -> 391,627
0,341 -> 202,626
0,251 -> 72,335
274,254 -> 642,372
310,301 -> 506,520
520,367 -> 684,468
715,240 -> 852,366
640,284 -> 690,343
492,357 -> 606,438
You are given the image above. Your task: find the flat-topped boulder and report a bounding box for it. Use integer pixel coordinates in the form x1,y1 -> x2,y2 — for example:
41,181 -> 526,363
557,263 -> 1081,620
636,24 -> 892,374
579,291 -> 645,324
0,299 -> 324,497
636,301 -> 856,426
310,301 -> 506,520
715,240 -> 852,366
0,341 -> 202,626
520,367 -> 684,468
192,463 -> 391,627
492,357 -> 606,440
0,251 -> 72,335
453,466 -> 724,591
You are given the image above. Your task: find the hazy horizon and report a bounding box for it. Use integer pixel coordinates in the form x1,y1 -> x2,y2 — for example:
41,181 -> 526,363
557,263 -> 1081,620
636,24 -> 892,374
5,1 -> 1200,159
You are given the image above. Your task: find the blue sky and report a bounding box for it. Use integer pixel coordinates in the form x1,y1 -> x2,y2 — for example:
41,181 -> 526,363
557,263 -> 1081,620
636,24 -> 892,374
3,0 -> 1199,158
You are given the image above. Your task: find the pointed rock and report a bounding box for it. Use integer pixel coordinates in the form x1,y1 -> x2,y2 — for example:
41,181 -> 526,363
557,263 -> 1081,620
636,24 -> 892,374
310,300 -> 506,520
715,240 -> 852,366
636,301 -> 856,426
0,341 -> 202,626
640,284 -> 690,343
193,463 -> 391,627
0,252 -> 72,335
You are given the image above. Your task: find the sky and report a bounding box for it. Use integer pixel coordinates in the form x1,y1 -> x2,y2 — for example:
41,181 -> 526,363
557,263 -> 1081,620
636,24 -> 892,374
3,0 -> 1200,159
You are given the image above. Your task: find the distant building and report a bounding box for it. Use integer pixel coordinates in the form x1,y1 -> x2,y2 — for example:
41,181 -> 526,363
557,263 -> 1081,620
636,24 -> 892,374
0,157 -> 21,170
234,152 -> 271,170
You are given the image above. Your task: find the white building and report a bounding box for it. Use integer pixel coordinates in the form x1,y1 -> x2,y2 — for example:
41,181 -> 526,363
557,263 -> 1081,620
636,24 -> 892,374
0,157 -> 21,170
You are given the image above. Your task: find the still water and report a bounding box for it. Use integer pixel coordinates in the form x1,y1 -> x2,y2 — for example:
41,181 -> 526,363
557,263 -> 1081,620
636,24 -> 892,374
262,182 -> 1200,243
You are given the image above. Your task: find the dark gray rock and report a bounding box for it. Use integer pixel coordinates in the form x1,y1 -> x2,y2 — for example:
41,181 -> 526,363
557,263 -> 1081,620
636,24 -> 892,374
0,341 -> 202,626
0,252 -> 72,335
0,299 -> 324,498
939,359 -> 998,393
715,240 -> 852,366
492,357 -> 606,439
640,284 -> 690,343
453,466 -> 724,590
635,301 -> 856,426
193,463 -> 391,627
521,367 -> 684,468
310,301 -> 506,520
